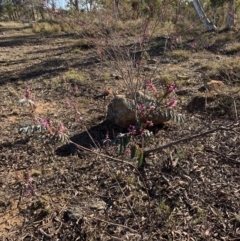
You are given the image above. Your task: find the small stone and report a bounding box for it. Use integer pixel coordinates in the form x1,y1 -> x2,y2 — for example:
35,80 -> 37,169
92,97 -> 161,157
143,66 -> 151,71
147,59 -> 157,64
206,80 -> 225,92
143,66 -> 157,72
160,58 -> 170,64
176,89 -> 192,96
111,73 -> 122,79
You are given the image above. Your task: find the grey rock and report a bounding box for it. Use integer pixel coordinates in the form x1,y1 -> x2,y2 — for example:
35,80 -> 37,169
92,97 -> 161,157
143,66 -> 152,72
160,58 -> 170,64
147,59 -> 158,64
143,66 -> 157,72
111,73 -> 122,79
176,89 -> 192,96
106,92 -> 170,128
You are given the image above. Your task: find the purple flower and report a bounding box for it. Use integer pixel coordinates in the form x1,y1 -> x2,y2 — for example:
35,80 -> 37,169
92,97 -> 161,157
128,125 -> 136,134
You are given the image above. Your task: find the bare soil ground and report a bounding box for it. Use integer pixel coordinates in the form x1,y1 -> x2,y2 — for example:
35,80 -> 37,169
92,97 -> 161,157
0,22 -> 240,241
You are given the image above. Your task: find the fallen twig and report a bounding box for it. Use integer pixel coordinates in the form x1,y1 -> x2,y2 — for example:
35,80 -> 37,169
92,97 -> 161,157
144,120 -> 240,155
87,215 -> 138,233
39,228 -> 52,238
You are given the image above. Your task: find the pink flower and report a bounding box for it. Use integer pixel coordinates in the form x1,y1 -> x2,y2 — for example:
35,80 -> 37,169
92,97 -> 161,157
166,99 -> 177,108
58,123 -> 66,133
125,148 -> 131,155
146,80 -> 154,88
137,104 -> 146,112
65,100 -> 71,107
40,118 -> 49,127
25,188 -> 34,196
25,86 -> 31,99
167,83 -> 177,93
146,80 -> 157,95
146,120 -> 154,127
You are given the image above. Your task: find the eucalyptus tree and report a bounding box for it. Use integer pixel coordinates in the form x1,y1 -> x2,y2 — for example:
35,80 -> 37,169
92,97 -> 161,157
210,0 -> 236,29
192,0 -> 237,31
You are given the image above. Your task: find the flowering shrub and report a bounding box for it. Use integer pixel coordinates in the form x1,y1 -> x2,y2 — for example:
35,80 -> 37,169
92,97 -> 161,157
19,87 -> 69,143
105,80 -> 183,167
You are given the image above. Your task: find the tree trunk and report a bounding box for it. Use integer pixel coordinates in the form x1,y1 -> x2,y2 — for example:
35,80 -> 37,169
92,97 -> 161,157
225,0 -> 236,29
192,0 -> 217,31
74,0 -> 79,11
38,6 -> 45,20
113,0 -> 118,20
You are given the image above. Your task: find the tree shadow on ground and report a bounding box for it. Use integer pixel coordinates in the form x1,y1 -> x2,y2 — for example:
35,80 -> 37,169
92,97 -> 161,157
0,34 -> 46,47
186,95 -> 238,121
56,119 -> 166,157
0,58 -> 68,85
55,120 -> 125,157
0,32 -> 80,47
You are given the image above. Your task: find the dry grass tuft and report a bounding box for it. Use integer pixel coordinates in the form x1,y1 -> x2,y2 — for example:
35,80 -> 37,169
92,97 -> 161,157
32,22 -> 62,34
167,50 -> 190,61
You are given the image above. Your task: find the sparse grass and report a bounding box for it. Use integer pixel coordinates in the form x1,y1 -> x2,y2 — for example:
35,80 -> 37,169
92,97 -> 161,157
64,69 -> 89,82
175,147 -> 186,159
71,39 -> 95,50
160,74 -> 176,84
102,72 -> 111,81
32,22 -> 62,34
223,42 -> 240,55
156,200 -> 171,216
166,50 -> 190,61
113,19 -> 144,35
192,208 -> 205,225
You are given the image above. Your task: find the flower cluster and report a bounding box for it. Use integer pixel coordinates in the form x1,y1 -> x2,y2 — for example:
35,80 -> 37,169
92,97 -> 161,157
167,83 -> 177,93
19,86 -> 35,107
146,80 -> 157,95
16,170 -> 35,196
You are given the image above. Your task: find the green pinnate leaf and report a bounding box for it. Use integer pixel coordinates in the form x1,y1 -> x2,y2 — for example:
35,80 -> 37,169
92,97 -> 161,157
123,136 -> 130,150
131,145 -> 136,159
137,151 -> 144,167
119,138 -> 123,154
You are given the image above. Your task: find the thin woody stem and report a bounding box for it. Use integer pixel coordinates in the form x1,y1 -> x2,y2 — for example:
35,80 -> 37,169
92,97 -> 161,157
144,120 -> 240,155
